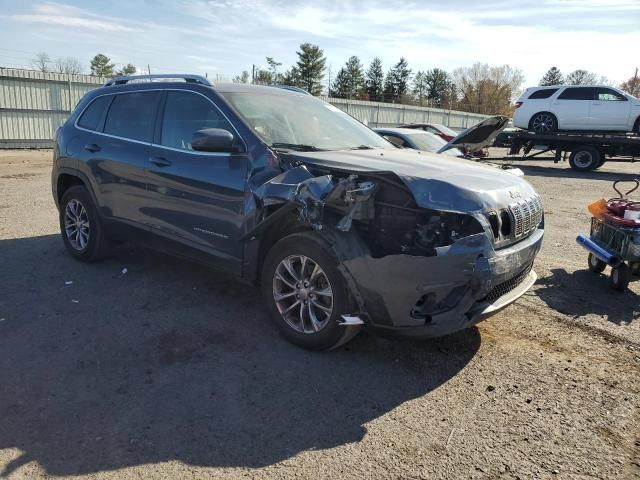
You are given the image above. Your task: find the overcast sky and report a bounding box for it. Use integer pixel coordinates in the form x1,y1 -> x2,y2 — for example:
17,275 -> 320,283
0,0 -> 638,86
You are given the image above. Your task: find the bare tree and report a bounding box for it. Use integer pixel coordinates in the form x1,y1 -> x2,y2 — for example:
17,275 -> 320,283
620,68 -> 640,97
54,57 -> 83,75
453,63 -> 524,115
31,52 -> 51,72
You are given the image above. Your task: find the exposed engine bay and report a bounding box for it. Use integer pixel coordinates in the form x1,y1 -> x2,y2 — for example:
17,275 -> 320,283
247,163 -> 486,259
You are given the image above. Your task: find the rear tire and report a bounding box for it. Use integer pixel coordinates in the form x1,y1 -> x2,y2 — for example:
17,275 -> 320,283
569,146 -> 601,171
610,264 -> 630,292
59,185 -> 110,262
261,232 -> 361,350
529,112 -> 558,133
588,253 -> 607,274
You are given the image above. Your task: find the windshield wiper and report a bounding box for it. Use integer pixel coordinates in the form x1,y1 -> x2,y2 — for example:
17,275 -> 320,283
271,142 -> 323,152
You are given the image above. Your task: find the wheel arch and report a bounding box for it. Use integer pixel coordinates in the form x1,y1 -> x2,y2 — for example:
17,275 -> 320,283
55,169 -> 100,210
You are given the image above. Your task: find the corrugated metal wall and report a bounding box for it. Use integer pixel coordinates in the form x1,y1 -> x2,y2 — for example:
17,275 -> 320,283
322,97 -> 489,130
0,68 -> 490,148
0,68 -> 105,148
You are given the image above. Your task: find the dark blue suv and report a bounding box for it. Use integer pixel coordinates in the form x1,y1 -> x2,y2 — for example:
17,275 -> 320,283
52,74 -> 543,350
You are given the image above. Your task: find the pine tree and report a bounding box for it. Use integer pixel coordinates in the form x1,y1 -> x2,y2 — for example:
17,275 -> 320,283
295,43 -> 326,95
365,57 -> 384,102
425,68 -> 452,107
383,58 -> 412,103
540,67 -> 564,86
331,67 -> 351,98
90,54 -> 115,77
266,57 -> 282,83
342,56 -> 365,98
413,71 -> 428,105
383,69 -> 396,102
116,64 -> 137,76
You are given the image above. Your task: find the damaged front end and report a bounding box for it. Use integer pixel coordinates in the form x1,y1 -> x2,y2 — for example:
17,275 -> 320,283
245,162 -> 543,338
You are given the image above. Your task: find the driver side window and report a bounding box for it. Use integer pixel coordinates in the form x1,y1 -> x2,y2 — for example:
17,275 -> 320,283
161,91 -> 233,151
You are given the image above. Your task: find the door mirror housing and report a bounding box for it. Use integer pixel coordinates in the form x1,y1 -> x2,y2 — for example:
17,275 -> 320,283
191,128 -> 238,153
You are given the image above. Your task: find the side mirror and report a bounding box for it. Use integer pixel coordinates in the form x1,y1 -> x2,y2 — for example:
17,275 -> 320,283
191,128 -> 237,153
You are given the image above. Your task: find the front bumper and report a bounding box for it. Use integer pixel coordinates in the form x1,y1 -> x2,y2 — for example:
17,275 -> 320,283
339,228 -> 544,338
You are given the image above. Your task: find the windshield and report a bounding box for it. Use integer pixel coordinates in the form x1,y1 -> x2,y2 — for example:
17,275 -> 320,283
432,124 -> 458,137
221,91 -> 392,151
408,132 -> 462,157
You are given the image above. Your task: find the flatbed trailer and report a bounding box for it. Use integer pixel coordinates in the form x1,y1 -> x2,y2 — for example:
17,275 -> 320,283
508,131 -> 640,171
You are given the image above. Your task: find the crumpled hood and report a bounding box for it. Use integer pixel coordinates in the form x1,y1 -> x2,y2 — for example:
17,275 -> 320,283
287,148 -> 538,213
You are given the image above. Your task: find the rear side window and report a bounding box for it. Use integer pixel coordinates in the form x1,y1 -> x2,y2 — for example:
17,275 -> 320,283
77,96 -> 111,131
104,91 -> 161,142
528,89 -> 557,99
160,91 -> 234,151
558,87 -> 594,100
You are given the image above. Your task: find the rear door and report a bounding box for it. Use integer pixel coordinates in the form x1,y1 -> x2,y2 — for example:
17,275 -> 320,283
89,90 -> 161,227
589,87 -> 630,130
553,87 -> 593,129
145,89 -> 248,270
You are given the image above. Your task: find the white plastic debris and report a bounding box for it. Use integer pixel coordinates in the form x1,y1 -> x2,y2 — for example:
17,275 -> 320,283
121,268 -> 128,275
65,281 -> 73,285
71,300 -> 80,303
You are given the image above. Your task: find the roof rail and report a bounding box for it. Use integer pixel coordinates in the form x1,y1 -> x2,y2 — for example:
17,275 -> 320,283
104,74 -> 212,87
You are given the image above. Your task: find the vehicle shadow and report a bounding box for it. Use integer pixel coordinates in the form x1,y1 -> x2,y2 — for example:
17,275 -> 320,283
0,234 -> 481,477
486,160 -> 640,183
534,267 -> 640,325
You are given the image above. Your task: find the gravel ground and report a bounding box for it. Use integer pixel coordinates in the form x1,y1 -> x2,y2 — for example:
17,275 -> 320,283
0,149 -> 639,480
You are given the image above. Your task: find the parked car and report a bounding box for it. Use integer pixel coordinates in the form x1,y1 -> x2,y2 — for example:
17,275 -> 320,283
373,127 -> 464,156
513,85 -> 640,133
52,74 -> 544,351
400,122 -> 489,157
400,122 -> 458,141
375,124 -> 524,177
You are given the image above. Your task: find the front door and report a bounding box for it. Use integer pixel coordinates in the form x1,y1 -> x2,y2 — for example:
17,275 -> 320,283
145,90 -> 248,269
589,87 -> 630,130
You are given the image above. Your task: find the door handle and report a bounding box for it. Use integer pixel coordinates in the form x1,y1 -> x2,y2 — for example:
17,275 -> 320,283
149,156 -> 172,167
84,143 -> 101,153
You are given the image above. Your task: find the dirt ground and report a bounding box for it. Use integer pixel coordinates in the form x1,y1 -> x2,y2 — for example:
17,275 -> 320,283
0,149 -> 639,480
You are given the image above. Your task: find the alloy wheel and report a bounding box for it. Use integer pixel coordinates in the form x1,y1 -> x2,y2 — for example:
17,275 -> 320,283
272,254 -> 334,334
64,199 -> 90,251
532,114 -> 554,133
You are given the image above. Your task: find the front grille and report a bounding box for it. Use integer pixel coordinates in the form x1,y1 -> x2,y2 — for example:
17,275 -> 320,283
509,195 -> 543,239
482,262 -> 534,303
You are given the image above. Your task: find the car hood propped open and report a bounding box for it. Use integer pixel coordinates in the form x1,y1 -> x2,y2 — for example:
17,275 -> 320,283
437,116 -> 510,154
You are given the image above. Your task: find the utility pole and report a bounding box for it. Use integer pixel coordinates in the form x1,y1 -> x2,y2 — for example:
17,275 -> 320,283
147,64 -> 151,75
252,64 -> 256,84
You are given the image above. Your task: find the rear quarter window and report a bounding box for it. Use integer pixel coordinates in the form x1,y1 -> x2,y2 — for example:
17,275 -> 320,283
558,87 -> 594,100
77,96 -> 111,131
528,89 -> 558,100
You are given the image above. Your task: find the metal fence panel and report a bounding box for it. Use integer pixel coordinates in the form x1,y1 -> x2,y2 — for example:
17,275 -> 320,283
0,69 -> 491,148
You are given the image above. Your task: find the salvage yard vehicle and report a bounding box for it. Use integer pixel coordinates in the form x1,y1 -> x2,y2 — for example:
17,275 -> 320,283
373,127 -> 464,156
513,85 -> 640,134
52,74 -> 544,350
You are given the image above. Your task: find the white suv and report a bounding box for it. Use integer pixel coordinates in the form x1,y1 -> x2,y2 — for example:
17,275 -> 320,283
513,85 -> 640,134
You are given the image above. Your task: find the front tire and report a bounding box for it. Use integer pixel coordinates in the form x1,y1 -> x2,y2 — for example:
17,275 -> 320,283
588,253 -> 607,273
529,112 -> 558,133
59,185 -> 110,262
261,232 -> 360,350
